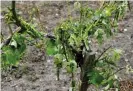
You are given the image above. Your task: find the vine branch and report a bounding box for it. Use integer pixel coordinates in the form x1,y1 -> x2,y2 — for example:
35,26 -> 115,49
109,66 -> 126,78
94,46 -> 112,65
60,29 -> 69,62
1,1 -> 56,49
97,46 -> 111,60
0,27 -> 21,49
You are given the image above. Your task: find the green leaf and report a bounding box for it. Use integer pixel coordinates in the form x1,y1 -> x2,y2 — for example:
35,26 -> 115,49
112,49 -> 122,61
46,39 -> 58,55
13,34 -> 25,45
101,76 -> 116,88
94,29 -> 104,44
1,34 -> 26,68
22,21 -> 42,38
54,54 -> 63,68
66,65 -> 72,73
66,60 -> 77,73
13,34 -> 26,53
2,46 -> 19,66
104,8 -> 111,16
88,70 -> 104,86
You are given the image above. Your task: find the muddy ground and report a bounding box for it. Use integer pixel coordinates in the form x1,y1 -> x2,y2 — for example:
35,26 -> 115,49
1,1 -> 133,91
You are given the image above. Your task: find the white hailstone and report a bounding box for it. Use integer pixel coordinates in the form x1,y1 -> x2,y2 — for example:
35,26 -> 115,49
95,52 -> 98,54
63,59 -> 66,62
18,11 -> 22,15
69,87 -> 73,91
0,15 -> 4,19
45,26 -> 48,29
56,78 -> 58,81
33,17 -> 36,21
125,59 -> 129,62
74,23 -> 77,26
89,41 -> 91,43
124,29 -> 127,32
47,59 -> 51,63
55,13 -> 59,16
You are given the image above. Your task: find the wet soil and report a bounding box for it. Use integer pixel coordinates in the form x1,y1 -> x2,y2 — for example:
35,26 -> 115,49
1,1 -> 133,91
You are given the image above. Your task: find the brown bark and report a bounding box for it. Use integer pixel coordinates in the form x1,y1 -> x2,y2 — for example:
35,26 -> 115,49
79,52 -> 95,91
80,71 -> 89,91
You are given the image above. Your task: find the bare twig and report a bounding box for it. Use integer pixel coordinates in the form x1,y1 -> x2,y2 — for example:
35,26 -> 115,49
12,1 -> 21,27
97,46 -> 112,61
11,1 -> 29,33
109,66 -> 126,77
94,46 -> 112,65
0,27 -> 21,49
1,1 -> 41,48
0,1 -> 21,48
128,1 -> 131,11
